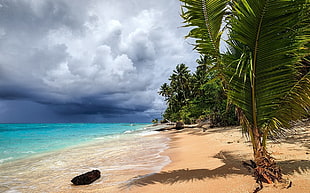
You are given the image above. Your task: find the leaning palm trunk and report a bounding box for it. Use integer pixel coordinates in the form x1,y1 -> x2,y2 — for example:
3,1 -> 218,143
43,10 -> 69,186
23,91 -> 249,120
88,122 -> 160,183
238,108 -> 283,185
180,0 -> 310,188
251,129 -> 282,184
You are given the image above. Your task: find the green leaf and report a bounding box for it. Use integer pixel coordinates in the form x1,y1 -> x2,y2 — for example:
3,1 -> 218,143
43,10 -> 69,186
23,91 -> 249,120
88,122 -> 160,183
180,0 -> 229,59
226,0 -> 309,139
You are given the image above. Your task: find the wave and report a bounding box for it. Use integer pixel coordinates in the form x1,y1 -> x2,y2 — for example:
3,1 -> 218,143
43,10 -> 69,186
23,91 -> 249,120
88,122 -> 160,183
0,157 -> 13,164
20,151 -> 36,154
138,130 -> 160,136
124,130 -> 133,134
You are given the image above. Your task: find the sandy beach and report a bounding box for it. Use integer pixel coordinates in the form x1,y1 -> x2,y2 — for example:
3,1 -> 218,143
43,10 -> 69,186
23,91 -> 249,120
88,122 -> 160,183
126,122 -> 310,193
2,123 -> 308,193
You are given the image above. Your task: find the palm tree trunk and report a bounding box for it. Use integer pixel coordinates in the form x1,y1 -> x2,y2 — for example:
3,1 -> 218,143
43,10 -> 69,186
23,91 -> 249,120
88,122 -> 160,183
250,127 -> 283,185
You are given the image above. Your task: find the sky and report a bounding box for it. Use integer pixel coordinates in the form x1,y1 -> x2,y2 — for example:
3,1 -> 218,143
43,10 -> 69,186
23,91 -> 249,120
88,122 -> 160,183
0,0 -> 198,123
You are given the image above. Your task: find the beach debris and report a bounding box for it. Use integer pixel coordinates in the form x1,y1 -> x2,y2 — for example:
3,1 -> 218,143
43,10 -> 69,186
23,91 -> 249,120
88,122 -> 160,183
287,181 -> 292,189
253,181 -> 263,193
175,121 -> 184,130
71,170 -> 101,185
242,160 -> 256,173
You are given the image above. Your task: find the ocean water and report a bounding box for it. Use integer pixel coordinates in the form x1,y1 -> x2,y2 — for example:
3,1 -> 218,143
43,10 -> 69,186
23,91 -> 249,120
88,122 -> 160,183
0,123 -> 150,163
0,123 -> 171,192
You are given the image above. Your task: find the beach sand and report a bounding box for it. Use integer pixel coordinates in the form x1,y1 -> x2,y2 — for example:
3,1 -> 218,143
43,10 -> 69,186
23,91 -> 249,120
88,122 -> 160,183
125,122 -> 310,193
7,123 -> 307,193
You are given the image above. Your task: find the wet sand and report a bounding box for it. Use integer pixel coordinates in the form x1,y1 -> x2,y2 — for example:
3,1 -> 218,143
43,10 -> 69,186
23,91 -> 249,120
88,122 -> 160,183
126,122 -> 310,193
0,130 -> 171,193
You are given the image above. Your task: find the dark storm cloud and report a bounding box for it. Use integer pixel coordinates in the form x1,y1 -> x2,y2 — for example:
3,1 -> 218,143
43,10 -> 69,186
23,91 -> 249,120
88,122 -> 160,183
0,0 -> 198,122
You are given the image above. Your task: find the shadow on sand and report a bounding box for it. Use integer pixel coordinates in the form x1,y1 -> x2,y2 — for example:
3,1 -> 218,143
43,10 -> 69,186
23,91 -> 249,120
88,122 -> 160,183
123,151 -> 248,188
173,126 -> 243,137
123,151 -> 310,189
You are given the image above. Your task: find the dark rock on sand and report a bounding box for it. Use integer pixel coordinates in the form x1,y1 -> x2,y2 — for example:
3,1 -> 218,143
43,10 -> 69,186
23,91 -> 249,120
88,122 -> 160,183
71,170 -> 101,185
175,121 -> 184,130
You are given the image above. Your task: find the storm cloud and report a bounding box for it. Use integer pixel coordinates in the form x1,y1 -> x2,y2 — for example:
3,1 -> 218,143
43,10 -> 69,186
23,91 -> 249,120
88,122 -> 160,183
0,0 -> 198,123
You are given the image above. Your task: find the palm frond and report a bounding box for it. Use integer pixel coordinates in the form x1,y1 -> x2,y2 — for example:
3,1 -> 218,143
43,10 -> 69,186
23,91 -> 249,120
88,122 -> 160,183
267,71 -> 310,136
180,0 -> 229,59
226,0 -> 309,138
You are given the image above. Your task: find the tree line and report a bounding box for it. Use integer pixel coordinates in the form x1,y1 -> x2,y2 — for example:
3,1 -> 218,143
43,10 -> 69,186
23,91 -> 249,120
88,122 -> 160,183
159,56 -> 238,126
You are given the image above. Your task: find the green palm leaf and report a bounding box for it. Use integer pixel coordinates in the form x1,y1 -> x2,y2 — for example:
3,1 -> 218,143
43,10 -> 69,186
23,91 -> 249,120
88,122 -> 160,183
180,0 -> 229,59
227,0 -> 309,142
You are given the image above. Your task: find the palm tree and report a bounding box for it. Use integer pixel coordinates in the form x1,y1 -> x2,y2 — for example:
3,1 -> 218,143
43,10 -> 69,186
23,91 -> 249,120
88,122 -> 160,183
170,63 -> 192,106
159,83 -> 172,100
159,64 -> 193,122
180,0 -> 310,185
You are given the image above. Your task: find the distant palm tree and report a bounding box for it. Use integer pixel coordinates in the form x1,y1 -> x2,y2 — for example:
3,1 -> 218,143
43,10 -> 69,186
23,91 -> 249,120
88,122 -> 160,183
159,83 -> 172,100
170,63 -> 192,105
180,0 -> 310,185
159,64 -> 193,121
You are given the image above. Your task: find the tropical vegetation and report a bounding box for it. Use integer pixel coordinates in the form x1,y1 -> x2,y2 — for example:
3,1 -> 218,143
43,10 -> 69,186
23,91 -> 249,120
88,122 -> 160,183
159,58 -> 238,126
179,0 -> 309,187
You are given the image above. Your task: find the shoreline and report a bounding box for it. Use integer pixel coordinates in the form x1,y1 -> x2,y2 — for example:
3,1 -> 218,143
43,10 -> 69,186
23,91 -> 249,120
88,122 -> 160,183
0,123 -> 308,192
0,123 -> 171,193
126,123 -> 310,193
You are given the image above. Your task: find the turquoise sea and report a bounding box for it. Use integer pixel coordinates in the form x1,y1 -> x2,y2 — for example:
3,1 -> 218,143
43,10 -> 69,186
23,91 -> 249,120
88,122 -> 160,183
0,123 -> 150,163
0,123 -> 170,192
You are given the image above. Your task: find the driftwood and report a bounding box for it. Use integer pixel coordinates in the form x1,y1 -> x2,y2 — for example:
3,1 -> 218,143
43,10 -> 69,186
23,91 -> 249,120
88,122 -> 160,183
71,170 -> 101,185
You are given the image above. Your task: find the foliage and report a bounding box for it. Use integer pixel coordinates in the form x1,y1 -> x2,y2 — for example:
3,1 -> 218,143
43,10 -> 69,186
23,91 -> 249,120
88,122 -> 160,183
159,61 -> 238,125
152,119 -> 159,124
159,63 -> 191,123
